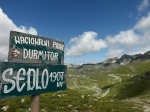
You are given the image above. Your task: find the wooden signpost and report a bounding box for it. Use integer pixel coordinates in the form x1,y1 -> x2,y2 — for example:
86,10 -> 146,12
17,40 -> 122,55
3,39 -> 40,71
0,31 -> 67,112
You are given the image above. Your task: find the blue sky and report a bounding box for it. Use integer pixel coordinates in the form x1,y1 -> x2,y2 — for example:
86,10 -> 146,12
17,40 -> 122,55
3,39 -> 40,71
0,0 -> 150,64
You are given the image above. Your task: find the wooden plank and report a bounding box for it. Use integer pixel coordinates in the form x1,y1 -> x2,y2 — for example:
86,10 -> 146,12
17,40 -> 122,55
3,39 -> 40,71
8,31 -> 64,64
0,62 -> 67,99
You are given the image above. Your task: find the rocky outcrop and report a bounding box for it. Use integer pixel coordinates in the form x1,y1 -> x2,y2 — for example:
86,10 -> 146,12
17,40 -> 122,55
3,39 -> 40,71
68,50 -> 150,69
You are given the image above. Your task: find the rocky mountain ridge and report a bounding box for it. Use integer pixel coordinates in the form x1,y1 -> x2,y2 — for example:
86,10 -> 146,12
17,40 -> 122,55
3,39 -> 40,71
67,50 -> 150,68
117,51 -> 150,64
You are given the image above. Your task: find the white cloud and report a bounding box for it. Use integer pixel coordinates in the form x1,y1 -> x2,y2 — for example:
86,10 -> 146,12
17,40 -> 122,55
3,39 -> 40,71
134,12 -> 150,37
66,31 -> 107,56
138,0 -> 150,12
66,11 -> 150,60
0,7 -> 37,61
106,29 -> 139,58
128,47 -> 150,55
107,49 -> 123,58
106,12 -> 150,58
106,29 -> 139,48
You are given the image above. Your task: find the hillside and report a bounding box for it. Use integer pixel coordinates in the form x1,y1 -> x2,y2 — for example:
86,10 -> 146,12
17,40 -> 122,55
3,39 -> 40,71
67,59 -> 150,112
0,51 -> 150,111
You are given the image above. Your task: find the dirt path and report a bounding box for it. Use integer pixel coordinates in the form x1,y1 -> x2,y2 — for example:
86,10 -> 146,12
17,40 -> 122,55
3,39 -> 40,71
108,74 -> 122,82
101,88 -> 110,97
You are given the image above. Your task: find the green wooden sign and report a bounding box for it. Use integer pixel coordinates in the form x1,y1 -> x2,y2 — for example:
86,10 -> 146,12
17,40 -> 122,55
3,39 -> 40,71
0,62 -> 67,99
8,31 -> 64,64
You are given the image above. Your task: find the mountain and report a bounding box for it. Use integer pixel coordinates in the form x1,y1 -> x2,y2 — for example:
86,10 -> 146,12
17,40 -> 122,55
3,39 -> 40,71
103,57 -> 118,65
66,63 -> 79,68
103,51 -> 150,65
117,54 -> 133,65
75,50 -> 150,69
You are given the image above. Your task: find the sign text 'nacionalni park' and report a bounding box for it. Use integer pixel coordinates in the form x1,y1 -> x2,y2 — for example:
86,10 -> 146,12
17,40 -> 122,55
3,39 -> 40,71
8,31 -> 64,64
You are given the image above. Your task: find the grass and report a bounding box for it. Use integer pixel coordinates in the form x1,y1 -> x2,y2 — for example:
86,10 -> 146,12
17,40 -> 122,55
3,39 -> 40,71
0,60 -> 150,111
67,60 -> 150,111
0,89 -> 142,112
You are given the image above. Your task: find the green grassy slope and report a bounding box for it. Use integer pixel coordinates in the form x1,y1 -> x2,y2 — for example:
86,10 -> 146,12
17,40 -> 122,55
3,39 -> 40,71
0,60 -> 150,111
0,89 -> 142,112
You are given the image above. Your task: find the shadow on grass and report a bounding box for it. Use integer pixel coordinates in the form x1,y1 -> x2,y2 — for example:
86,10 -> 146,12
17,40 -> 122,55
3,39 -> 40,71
115,71 -> 150,100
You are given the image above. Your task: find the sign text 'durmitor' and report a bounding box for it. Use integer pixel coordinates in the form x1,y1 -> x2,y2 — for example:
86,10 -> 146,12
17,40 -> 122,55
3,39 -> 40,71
8,31 -> 64,64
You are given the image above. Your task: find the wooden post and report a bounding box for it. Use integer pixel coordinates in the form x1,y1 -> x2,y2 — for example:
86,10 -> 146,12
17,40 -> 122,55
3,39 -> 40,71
31,95 -> 40,112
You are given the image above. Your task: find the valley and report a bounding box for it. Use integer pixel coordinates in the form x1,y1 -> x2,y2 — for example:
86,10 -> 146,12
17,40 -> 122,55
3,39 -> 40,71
0,51 -> 150,112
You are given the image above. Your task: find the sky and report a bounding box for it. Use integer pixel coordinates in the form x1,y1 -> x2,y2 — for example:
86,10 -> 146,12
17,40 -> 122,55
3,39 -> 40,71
0,0 -> 150,64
